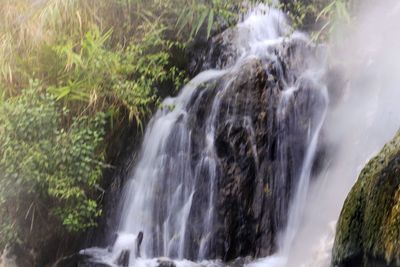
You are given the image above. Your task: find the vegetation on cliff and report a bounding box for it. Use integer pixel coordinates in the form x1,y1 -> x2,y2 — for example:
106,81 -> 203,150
333,131 -> 400,267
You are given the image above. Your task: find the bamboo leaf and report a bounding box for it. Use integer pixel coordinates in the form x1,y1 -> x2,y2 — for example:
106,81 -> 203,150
48,86 -> 71,101
195,9 -> 208,36
207,9 -> 214,38
316,1 -> 335,21
177,9 -> 194,36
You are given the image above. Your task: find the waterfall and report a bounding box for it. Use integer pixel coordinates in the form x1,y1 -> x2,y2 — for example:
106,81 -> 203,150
81,4 -> 330,267
117,69 -> 227,261
245,1 -> 400,267
279,87 -> 328,255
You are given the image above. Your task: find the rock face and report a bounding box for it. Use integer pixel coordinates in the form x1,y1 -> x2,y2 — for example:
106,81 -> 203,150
211,59 -> 320,260
157,258 -> 177,267
170,38 -> 327,260
188,27 -> 239,75
332,131 -> 400,267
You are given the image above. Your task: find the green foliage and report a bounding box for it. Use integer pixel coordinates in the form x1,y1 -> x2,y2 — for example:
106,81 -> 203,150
48,23 -> 185,126
176,0 -> 237,40
0,83 -> 106,246
313,0 -> 351,41
0,0 -> 195,255
280,0 -> 321,30
274,0 -> 351,42
110,23 -> 186,125
0,221 -> 17,250
0,0 -> 195,256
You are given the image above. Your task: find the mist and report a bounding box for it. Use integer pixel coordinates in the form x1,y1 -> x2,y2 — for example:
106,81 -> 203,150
285,1 -> 400,266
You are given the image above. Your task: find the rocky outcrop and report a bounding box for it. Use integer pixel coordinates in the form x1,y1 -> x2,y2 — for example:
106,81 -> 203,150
182,36 -> 327,260
188,27 -> 239,75
214,50 -> 326,261
332,131 -> 400,267
157,258 -> 177,267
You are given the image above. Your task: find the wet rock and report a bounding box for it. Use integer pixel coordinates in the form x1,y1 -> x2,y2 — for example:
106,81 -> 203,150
157,258 -> 176,267
213,42 -> 325,261
188,27 -> 239,76
76,252 -> 113,267
136,231 -> 143,257
332,131 -> 400,267
227,256 -> 253,267
78,262 -> 112,267
116,250 -> 130,267
184,37 -> 327,261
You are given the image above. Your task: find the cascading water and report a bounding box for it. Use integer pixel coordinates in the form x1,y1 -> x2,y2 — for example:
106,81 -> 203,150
246,1 -> 400,267
118,68 -> 227,261
81,4 -> 330,267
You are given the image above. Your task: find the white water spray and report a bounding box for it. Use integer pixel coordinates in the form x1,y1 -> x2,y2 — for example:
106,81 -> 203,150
254,1 -> 400,267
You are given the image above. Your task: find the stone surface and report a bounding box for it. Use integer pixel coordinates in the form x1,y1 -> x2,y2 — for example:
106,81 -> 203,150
157,258 -> 177,267
183,36 -> 327,261
116,250 -> 130,267
332,131 -> 400,267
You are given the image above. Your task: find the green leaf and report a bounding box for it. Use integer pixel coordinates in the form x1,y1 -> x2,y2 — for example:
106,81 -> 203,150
207,9 -> 214,38
195,9 -> 209,36
49,86 -> 71,101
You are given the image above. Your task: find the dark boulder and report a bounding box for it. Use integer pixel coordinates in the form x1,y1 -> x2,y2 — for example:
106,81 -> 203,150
157,258 -> 177,267
115,250 -> 130,267
184,36 -> 327,261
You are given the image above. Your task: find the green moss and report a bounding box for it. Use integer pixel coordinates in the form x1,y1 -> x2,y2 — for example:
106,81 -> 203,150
333,131 -> 400,266
384,188 -> 400,264
332,176 -> 365,264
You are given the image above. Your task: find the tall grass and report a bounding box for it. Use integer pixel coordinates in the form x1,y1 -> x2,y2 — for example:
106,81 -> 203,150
0,0 -> 239,98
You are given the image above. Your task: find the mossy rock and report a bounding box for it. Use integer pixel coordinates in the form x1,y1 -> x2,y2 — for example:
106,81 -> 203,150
332,131 -> 400,267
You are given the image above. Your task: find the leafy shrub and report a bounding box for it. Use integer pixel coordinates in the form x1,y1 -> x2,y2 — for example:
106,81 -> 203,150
176,0 -> 238,40
0,82 -> 106,249
0,0 -> 190,255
